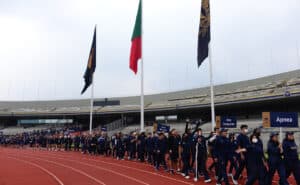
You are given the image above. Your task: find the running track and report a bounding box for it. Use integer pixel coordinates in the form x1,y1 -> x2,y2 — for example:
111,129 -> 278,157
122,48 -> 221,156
0,147 -> 296,185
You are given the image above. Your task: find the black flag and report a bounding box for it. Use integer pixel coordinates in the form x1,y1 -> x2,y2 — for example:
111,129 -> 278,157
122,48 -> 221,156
81,27 -> 96,94
197,0 -> 210,67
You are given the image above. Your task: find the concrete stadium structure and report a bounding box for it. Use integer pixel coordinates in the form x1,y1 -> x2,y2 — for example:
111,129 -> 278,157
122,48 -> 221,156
0,69 -> 299,131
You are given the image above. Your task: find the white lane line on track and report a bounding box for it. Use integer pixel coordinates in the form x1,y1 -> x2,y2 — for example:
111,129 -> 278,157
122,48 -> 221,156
9,154 -> 107,185
27,151 -> 194,185
7,156 -> 65,185
13,152 -> 149,185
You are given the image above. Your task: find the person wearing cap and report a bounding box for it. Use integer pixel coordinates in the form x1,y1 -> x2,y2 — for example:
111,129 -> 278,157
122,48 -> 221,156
232,124 -> 250,185
282,131 -> 300,184
215,128 -> 230,185
267,132 -> 288,185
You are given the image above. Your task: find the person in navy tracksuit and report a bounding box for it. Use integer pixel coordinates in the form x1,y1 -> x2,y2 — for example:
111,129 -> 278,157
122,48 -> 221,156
215,128 -> 231,185
137,132 -> 146,162
208,127 -> 220,174
155,132 -> 167,171
282,132 -> 300,185
194,128 -> 211,183
152,132 -> 159,167
232,124 -> 250,185
129,132 -> 137,160
145,133 -> 154,164
237,134 -> 267,185
267,132 -> 288,185
181,132 -> 191,179
228,133 -> 238,176
116,132 -> 125,160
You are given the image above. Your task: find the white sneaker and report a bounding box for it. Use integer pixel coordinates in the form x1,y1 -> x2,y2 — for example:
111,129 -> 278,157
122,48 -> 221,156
216,184 -> 221,185
204,179 -> 212,183
193,178 -> 198,182
181,173 -> 186,177
185,176 -> 190,179
231,177 -> 238,185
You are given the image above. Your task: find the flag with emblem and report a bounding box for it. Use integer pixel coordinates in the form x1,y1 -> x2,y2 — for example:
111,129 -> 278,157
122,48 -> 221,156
197,0 -> 210,67
81,27 -> 96,94
129,0 -> 142,74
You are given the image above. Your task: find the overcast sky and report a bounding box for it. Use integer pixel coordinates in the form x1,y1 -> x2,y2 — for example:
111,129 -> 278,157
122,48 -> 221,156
0,0 -> 300,101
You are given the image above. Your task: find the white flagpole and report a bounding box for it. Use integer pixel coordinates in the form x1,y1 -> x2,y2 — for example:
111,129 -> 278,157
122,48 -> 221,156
208,0 -> 216,131
89,79 -> 94,134
89,25 -> 96,135
209,44 -> 216,131
140,0 -> 145,132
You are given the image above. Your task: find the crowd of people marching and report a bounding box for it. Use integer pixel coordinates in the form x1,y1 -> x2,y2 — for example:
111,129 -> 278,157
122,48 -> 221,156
1,122 -> 299,185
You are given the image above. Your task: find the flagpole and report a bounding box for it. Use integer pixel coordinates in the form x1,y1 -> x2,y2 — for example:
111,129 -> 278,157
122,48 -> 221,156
209,43 -> 216,131
208,0 -> 215,131
89,78 -> 94,134
89,25 -> 96,135
140,0 -> 145,132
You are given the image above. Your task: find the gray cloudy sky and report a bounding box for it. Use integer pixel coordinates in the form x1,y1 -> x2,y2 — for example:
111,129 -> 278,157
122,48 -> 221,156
0,0 -> 300,101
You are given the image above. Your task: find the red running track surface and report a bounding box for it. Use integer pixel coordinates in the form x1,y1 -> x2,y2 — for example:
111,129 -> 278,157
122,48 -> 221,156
0,147 -> 296,185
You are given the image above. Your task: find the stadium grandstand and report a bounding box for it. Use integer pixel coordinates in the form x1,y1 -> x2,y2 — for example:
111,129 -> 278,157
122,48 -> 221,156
0,69 -> 299,144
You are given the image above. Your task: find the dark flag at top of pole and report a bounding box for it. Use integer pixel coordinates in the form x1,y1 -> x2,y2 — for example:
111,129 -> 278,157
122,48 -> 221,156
197,0 -> 211,67
81,27 -> 96,94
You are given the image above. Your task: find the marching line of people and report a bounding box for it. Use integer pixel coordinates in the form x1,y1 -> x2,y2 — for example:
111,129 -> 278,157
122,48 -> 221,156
1,122 -> 299,185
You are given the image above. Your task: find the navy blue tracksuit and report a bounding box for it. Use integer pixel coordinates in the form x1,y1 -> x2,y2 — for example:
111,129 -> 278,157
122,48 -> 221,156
234,133 -> 250,180
137,134 -> 146,162
155,136 -> 167,170
215,136 -> 231,185
267,140 -> 288,185
282,139 -> 300,185
181,137 -> 191,176
229,139 -> 238,174
145,136 -> 154,164
195,135 -> 210,181
245,143 -> 267,185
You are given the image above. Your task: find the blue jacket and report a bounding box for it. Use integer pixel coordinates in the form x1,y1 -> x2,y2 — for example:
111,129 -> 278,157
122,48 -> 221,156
267,140 -> 283,164
246,143 -> 265,168
282,139 -> 299,163
215,136 -> 231,160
